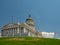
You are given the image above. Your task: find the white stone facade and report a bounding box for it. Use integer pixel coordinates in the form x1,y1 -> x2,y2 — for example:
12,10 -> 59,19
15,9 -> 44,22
1,16 -> 55,38
1,16 -> 42,37
1,23 -> 42,37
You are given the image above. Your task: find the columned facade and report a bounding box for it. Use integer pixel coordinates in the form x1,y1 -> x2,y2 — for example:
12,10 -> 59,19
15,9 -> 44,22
1,16 -> 42,37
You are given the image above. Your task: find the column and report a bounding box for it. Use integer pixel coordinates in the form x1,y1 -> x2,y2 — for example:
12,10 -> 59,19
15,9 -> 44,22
19,27 -> 21,36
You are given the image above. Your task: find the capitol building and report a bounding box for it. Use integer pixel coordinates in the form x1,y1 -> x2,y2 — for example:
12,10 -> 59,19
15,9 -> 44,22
1,15 -> 55,38
1,15 -> 42,37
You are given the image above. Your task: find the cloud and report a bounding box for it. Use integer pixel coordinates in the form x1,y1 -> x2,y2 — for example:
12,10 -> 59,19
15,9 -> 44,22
42,32 -> 55,38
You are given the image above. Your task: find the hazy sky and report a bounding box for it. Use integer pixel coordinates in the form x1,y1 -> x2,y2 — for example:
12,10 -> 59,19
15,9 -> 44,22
0,0 -> 60,38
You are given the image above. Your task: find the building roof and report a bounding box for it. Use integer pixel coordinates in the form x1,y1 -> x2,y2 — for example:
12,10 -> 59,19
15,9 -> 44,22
3,23 -> 20,27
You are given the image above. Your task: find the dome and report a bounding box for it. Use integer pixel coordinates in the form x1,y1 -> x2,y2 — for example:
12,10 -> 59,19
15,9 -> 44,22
26,15 -> 33,21
26,15 -> 35,26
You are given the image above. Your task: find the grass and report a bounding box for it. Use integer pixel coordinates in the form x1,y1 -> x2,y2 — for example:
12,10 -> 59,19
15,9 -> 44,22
0,37 -> 60,45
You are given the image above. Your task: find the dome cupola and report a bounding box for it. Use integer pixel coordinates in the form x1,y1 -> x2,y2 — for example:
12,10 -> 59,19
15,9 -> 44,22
26,15 -> 35,29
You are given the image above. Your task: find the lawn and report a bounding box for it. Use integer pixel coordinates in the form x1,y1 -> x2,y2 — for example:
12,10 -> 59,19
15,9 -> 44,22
0,37 -> 60,45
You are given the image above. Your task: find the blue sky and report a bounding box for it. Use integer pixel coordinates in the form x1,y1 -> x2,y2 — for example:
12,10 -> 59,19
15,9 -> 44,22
0,0 -> 60,38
